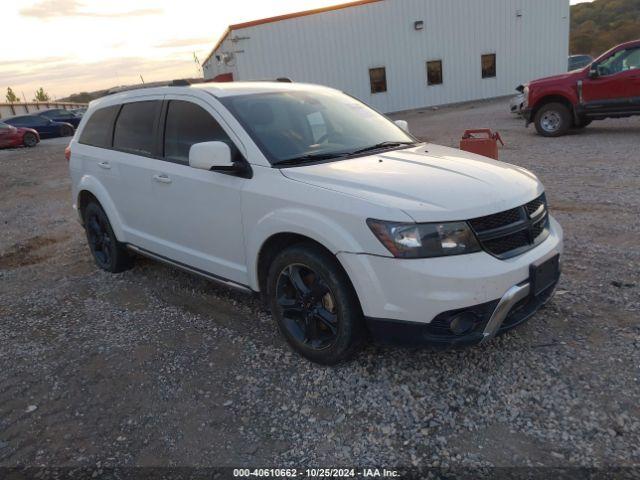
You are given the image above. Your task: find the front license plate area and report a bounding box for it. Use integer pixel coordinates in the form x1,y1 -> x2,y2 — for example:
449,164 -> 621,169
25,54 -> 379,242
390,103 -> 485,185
530,254 -> 560,296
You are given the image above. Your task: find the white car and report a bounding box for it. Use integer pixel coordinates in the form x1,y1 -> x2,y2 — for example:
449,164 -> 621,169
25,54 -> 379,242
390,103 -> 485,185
68,81 -> 563,364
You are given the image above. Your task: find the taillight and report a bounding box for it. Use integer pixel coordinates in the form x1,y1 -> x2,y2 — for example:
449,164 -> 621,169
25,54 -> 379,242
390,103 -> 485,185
65,145 -> 71,162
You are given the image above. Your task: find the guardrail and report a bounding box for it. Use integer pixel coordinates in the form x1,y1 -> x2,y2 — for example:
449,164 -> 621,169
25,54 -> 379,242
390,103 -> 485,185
0,102 -> 88,120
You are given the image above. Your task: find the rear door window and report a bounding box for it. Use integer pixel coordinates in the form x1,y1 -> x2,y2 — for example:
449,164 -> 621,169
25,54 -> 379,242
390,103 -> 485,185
79,105 -> 120,148
163,100 -> 234,164
113,101 -> 161,156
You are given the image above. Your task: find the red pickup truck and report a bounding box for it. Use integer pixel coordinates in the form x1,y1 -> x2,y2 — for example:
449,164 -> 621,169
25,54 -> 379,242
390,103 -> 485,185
523,39 -> 640,137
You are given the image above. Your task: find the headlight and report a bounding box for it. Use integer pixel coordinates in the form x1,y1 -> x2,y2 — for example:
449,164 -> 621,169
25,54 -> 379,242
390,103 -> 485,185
523,85 -> 530,107
367,219 -> 481,258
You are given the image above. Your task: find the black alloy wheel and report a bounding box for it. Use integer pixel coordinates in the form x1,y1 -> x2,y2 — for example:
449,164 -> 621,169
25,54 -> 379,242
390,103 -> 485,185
267,243 -> 364,365
276,263 -> 339,350
83,201 -> 132,273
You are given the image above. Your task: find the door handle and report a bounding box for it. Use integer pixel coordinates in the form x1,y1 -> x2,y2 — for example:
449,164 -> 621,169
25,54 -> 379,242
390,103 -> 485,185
98,161 -> 111,170
153,174 -> 172,184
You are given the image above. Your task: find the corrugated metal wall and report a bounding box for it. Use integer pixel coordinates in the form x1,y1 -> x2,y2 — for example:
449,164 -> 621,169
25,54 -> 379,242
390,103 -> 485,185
204,0 -> 570,113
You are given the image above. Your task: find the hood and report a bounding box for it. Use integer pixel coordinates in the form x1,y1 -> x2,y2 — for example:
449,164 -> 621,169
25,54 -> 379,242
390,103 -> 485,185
530,69 -> 584,87
280,144 -> 544,223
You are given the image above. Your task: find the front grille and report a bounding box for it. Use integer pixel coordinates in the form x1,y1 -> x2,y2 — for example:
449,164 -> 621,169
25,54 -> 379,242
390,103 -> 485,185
483,231 -> 530,256
469,207 -> 524,232
469,194 -> 550,259
525,197 -> 545,216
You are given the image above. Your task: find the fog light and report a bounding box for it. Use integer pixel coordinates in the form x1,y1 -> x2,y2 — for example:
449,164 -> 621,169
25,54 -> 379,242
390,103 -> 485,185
449,312 -> 477,335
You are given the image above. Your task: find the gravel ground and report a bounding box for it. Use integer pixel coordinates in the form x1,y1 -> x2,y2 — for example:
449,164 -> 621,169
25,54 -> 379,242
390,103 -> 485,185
1,102 -> 639,472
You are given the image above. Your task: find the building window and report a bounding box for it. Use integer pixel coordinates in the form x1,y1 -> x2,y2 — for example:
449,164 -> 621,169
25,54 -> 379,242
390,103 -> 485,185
427,60 -> 443,85
482,54 -> 497,78
369,67 -> 387,94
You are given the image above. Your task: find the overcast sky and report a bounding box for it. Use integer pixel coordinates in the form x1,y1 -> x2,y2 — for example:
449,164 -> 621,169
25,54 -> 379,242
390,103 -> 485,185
1,0 -> 594,99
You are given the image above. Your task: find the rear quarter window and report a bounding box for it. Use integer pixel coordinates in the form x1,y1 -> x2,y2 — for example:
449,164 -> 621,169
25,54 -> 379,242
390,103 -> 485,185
113,101 -> 161,156
78,105 -> 120,148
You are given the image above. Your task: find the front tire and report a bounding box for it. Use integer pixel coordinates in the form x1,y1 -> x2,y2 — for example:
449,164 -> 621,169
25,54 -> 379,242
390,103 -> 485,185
267,243 -> 364,365
83,201 -> 133,273
23,132 -> 38,148
534,103 -> 572,137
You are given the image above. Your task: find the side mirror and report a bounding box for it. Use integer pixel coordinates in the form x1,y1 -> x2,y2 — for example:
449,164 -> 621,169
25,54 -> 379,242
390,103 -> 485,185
189,141 -> 234,172
394,120 -> 410,133
588,66 -> 599,79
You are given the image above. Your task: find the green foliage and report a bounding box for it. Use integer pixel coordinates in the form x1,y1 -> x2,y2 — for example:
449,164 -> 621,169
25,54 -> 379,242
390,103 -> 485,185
5,87 -> 19,103
33,87 -> 50,102
571,0 -> 640,57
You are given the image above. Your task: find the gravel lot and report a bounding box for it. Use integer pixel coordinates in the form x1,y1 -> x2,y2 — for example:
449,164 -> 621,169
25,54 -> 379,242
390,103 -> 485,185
1,100 -> 639,472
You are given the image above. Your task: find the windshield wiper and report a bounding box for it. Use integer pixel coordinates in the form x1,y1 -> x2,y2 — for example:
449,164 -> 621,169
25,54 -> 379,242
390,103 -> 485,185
349,141 -> 418,156
274,152 -> 351,167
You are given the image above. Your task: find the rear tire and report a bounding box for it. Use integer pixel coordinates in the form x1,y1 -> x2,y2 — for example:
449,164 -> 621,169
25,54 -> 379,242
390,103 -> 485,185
60,125 -> 74,137
23,132 -> 37,147
534,103 -> 572,137
267,243 -> 364,365
83,201 -> 133,273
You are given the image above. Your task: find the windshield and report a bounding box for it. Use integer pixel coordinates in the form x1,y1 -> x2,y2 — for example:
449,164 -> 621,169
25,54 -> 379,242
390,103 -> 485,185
221,90 -> 416,165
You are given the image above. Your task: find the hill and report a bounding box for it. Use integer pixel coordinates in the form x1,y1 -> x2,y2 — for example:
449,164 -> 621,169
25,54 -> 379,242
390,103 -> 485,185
571,0 -> 640,57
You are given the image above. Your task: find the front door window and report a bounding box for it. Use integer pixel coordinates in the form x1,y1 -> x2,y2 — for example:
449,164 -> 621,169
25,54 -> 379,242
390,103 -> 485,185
597,47 -> 640,76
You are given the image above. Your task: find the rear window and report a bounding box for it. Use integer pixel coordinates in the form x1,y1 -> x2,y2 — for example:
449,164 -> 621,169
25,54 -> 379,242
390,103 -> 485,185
163,100 -> 233,164
79,106 -> 120,148
113,101 -> 161,156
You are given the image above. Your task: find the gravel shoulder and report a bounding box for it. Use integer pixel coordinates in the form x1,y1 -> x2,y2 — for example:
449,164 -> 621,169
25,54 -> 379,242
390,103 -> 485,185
1,102 -> 639,469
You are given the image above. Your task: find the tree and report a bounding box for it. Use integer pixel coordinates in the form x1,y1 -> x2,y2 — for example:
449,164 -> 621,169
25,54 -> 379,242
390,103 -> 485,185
33,87 -> 50,102
5,87 -> 19,103
570,0 -> 640,57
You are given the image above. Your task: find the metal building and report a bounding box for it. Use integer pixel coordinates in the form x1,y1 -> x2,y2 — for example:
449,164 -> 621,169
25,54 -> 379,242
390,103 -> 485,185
202,0 -> 570,113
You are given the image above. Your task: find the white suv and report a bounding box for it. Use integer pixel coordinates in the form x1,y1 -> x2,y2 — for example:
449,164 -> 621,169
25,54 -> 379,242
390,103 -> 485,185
69,81 -> 563,364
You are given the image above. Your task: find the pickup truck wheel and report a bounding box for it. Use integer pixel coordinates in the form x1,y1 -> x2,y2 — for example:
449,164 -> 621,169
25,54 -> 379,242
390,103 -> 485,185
534,103 -> 572,137
83,202 -> 133,273
267,244 -> 364,365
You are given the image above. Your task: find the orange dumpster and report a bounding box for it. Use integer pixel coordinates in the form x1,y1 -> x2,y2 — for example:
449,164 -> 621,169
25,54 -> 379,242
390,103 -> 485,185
460,129 -> 504,160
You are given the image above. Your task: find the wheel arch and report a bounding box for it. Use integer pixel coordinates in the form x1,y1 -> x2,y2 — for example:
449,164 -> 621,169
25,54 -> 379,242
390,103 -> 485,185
531,94 -> 576,121
246,206 -> 373,289
254,232 -> 363,314
76,176 -> 126,241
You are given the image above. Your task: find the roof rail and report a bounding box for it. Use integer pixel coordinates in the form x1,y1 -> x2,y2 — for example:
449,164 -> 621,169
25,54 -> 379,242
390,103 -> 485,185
276,77 -> 293,83
170,79 -> 191,86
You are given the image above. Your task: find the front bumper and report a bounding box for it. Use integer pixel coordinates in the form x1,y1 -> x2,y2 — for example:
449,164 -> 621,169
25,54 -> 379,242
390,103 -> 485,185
365,274 -> 558,347
337,216 -> 563,347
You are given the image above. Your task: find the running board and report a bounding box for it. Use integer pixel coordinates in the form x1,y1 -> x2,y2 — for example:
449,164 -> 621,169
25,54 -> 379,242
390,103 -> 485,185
126,244 -> 254,294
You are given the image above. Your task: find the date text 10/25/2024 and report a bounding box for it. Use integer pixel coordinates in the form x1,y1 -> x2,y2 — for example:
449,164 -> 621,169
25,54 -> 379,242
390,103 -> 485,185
233,469 -> 401,478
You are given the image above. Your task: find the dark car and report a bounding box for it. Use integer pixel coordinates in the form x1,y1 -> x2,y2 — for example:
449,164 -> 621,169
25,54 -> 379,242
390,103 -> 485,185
69,108 -> 87,118
569,54 -> 594,71
38,108 -> 81,128
0,122 -> 40,148
3,115 -> 75,138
